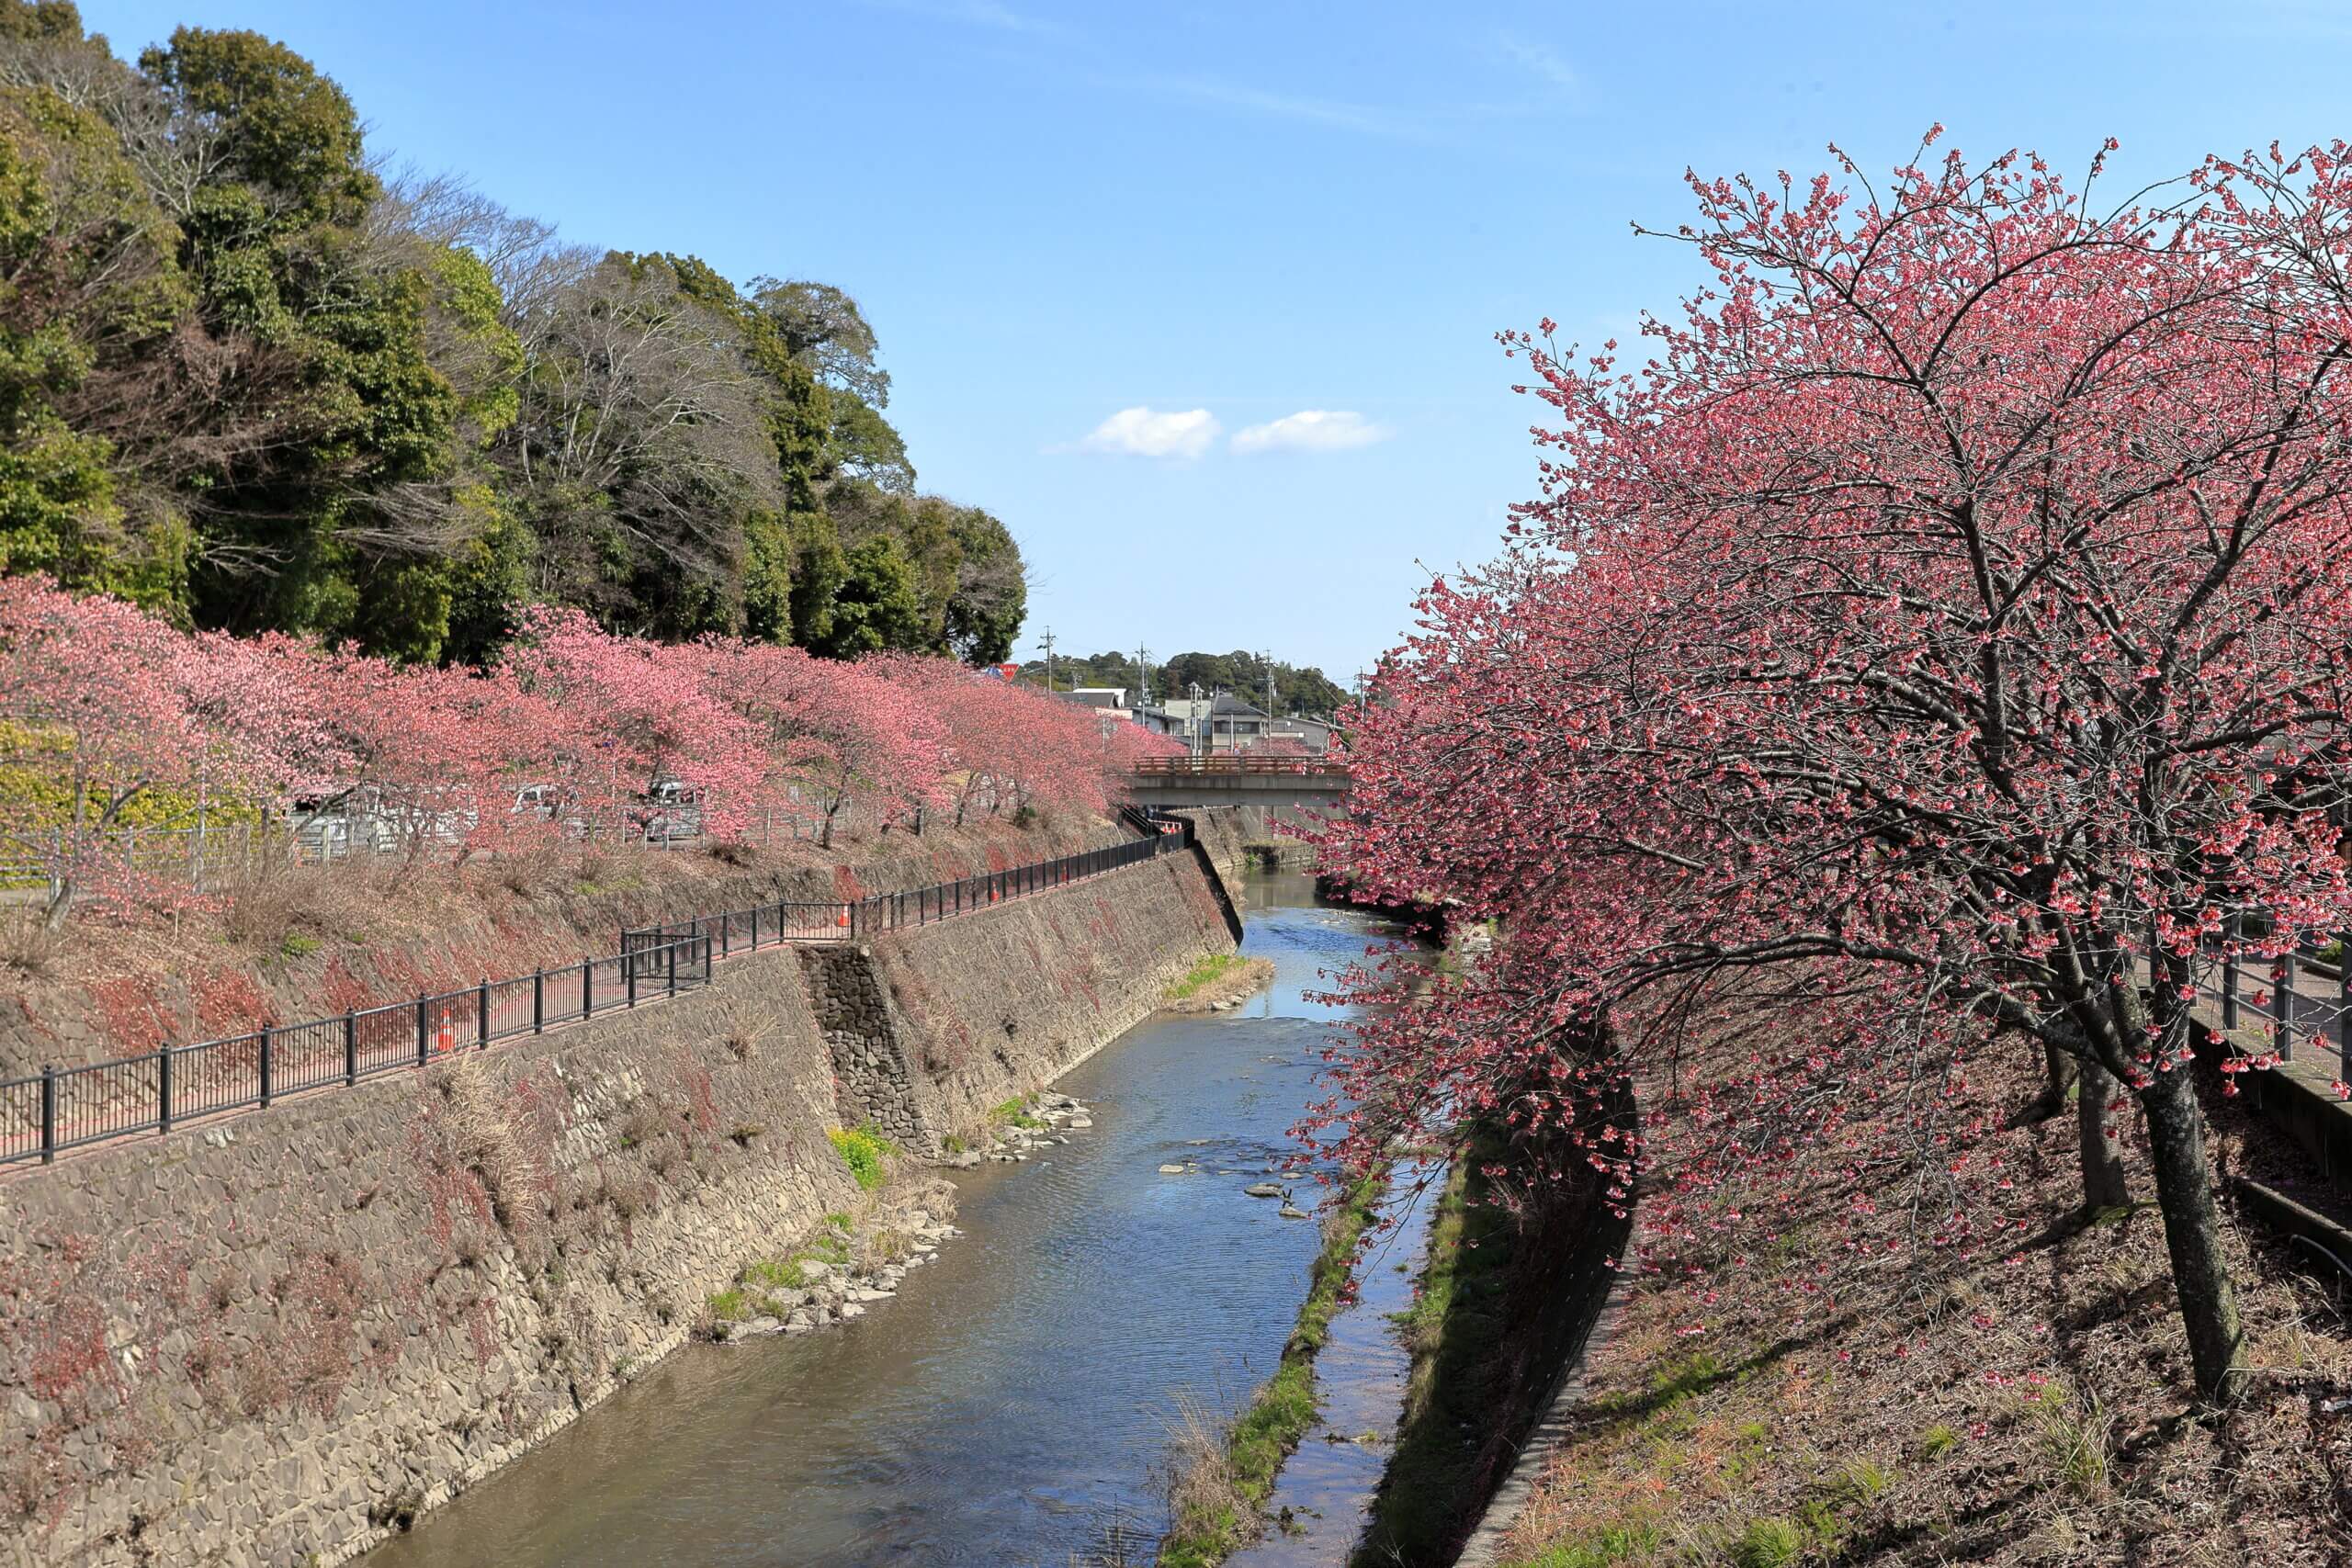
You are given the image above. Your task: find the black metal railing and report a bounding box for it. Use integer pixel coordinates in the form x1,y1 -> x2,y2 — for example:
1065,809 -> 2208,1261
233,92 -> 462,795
1,814 -> 1198,1170
0,933 -> 710,1168
2163,926 -> 2352,1066
623,814 -> 1195,953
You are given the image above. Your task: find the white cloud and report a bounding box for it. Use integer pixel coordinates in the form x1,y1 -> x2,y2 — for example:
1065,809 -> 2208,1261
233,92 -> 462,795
1230,410 -> 1392,455
1078,406 -> 1222,459
1497,33 -> 1585,104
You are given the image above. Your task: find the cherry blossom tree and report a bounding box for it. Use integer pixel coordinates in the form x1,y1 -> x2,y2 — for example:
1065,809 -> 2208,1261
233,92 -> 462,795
0,579 -> 259,925
868,657 -> 1118,823
500,606 -> 764,837
1322,135 -> 2352,1402
699,639 -> 945,845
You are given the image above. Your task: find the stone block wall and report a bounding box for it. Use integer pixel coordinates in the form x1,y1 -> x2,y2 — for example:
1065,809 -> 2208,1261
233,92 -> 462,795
868,853 -> 1238,1138
1,940 -> 853,1568
798,945 -> 927,1154
0,841 -> 1234,1568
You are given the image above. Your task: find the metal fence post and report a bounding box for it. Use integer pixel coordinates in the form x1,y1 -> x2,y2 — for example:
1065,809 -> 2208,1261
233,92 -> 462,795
479,977 -> 492,1047
2340,935 -> 2351,1059
159,1044 -> 174,1133
2278,952 -> 2299,1063
583,958 -> 594,1019
721,915 -> 730,960
667,942 -> 678,998
258,1027 -> 273,1109
2222,928 -> 2241,1032
416,996 -> 429,1067
628,953 -> 639,1008
40,1063 -> 54,1164
344,1011 -> 357,1085
533,970 -> 545,1033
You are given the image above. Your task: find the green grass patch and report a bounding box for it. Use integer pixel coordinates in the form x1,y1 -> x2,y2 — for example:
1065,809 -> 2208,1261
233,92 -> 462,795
987,1094 -> 1046,1130
735,1217 -> 858,1304
742,1258 -> 803,1291
1165,952 -> 1244,1001
704,1288 -> 751,1324
1511,1515 -> 1664,1568
278,933 -> 322,959
1730,1517 -> 1804,1568
1158,1164 -> 1388,1567
828,1125 -> 897,1191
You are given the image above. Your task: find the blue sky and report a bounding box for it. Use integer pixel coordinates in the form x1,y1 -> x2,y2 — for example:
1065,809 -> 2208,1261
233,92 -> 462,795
74,0 -> 2352,680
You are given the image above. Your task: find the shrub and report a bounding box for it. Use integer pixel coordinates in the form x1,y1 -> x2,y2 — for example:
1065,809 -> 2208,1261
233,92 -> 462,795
828,1125 -> 896,1191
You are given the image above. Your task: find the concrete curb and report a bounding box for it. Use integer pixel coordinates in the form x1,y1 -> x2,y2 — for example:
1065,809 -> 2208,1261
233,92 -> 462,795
1452,1271 -> 1632,1567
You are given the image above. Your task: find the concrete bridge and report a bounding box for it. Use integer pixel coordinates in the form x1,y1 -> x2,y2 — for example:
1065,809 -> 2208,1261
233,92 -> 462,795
1125,755 -> 1351,813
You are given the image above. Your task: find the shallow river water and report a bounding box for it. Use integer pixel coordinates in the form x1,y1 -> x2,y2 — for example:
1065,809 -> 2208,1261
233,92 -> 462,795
366,870 -> 1414,1568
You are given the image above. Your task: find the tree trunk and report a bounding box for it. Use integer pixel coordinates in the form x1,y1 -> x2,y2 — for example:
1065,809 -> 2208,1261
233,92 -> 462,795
40,871 -> 73,931
2026,1040 -> 2078,1122
2140,1066 -> 2247,1402
2075,1056 -> 2131,1210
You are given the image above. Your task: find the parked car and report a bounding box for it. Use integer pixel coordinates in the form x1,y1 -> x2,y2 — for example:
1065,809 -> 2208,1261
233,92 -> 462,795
634,778 -> 704,845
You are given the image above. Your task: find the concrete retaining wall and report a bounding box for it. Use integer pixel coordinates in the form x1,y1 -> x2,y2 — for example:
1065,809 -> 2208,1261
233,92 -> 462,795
0,851 -> 1233,1568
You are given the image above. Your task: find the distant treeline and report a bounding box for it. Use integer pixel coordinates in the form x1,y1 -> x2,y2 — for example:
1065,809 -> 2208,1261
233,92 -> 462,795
0,1 -> 1025,664
1023,649 -> 1349,718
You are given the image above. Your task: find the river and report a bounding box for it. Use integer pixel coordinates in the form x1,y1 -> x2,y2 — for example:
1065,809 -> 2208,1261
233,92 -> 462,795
365,869 -> 1415,1568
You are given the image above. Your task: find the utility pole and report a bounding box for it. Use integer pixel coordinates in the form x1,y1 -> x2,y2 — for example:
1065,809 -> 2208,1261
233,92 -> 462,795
1261,651 -> 1276,729
1039,627 -> 1056,694
1188,681 -> 1204,758
1136,643 -> 1149,711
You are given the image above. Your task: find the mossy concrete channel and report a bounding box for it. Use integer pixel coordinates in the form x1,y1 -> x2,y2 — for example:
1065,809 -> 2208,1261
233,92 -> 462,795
359,870 -> 1419,1567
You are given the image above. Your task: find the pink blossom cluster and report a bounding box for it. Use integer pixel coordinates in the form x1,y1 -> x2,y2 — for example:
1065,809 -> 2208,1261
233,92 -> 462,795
0,580 -> 1178,920
1313,136 -> 2352,1398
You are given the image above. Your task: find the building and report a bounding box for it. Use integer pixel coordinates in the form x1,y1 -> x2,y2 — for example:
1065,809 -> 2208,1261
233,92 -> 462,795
1137,694 -> 1333,755
1062,687 -> 1132,714
1057,686 -> 1136,738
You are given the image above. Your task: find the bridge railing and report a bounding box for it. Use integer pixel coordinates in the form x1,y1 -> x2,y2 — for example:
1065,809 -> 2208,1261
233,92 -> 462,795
1131,755 -> 1348,777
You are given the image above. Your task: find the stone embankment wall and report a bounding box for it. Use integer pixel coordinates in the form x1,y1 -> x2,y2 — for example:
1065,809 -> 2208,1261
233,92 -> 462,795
867,851 -> 1237,1137
0,850 -> 1236,1568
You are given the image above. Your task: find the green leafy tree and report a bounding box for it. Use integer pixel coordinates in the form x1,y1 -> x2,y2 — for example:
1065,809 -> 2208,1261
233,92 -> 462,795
812,534 -> 923,657
0,6 -> 1024,670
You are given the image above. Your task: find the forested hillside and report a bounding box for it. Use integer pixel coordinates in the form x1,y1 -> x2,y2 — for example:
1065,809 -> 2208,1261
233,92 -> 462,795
1022,649 -> 1348,717
0,0 -> 1024,664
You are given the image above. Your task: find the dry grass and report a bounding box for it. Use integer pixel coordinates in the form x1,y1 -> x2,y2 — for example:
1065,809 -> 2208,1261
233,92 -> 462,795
1161,1391 -> 1250,1556
1159,954 -> 1274,1013
0,913 -> 57,980
427,1055 -> 546,1232
216,855 -> 390,954
1497,1006 -> 2352,1568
